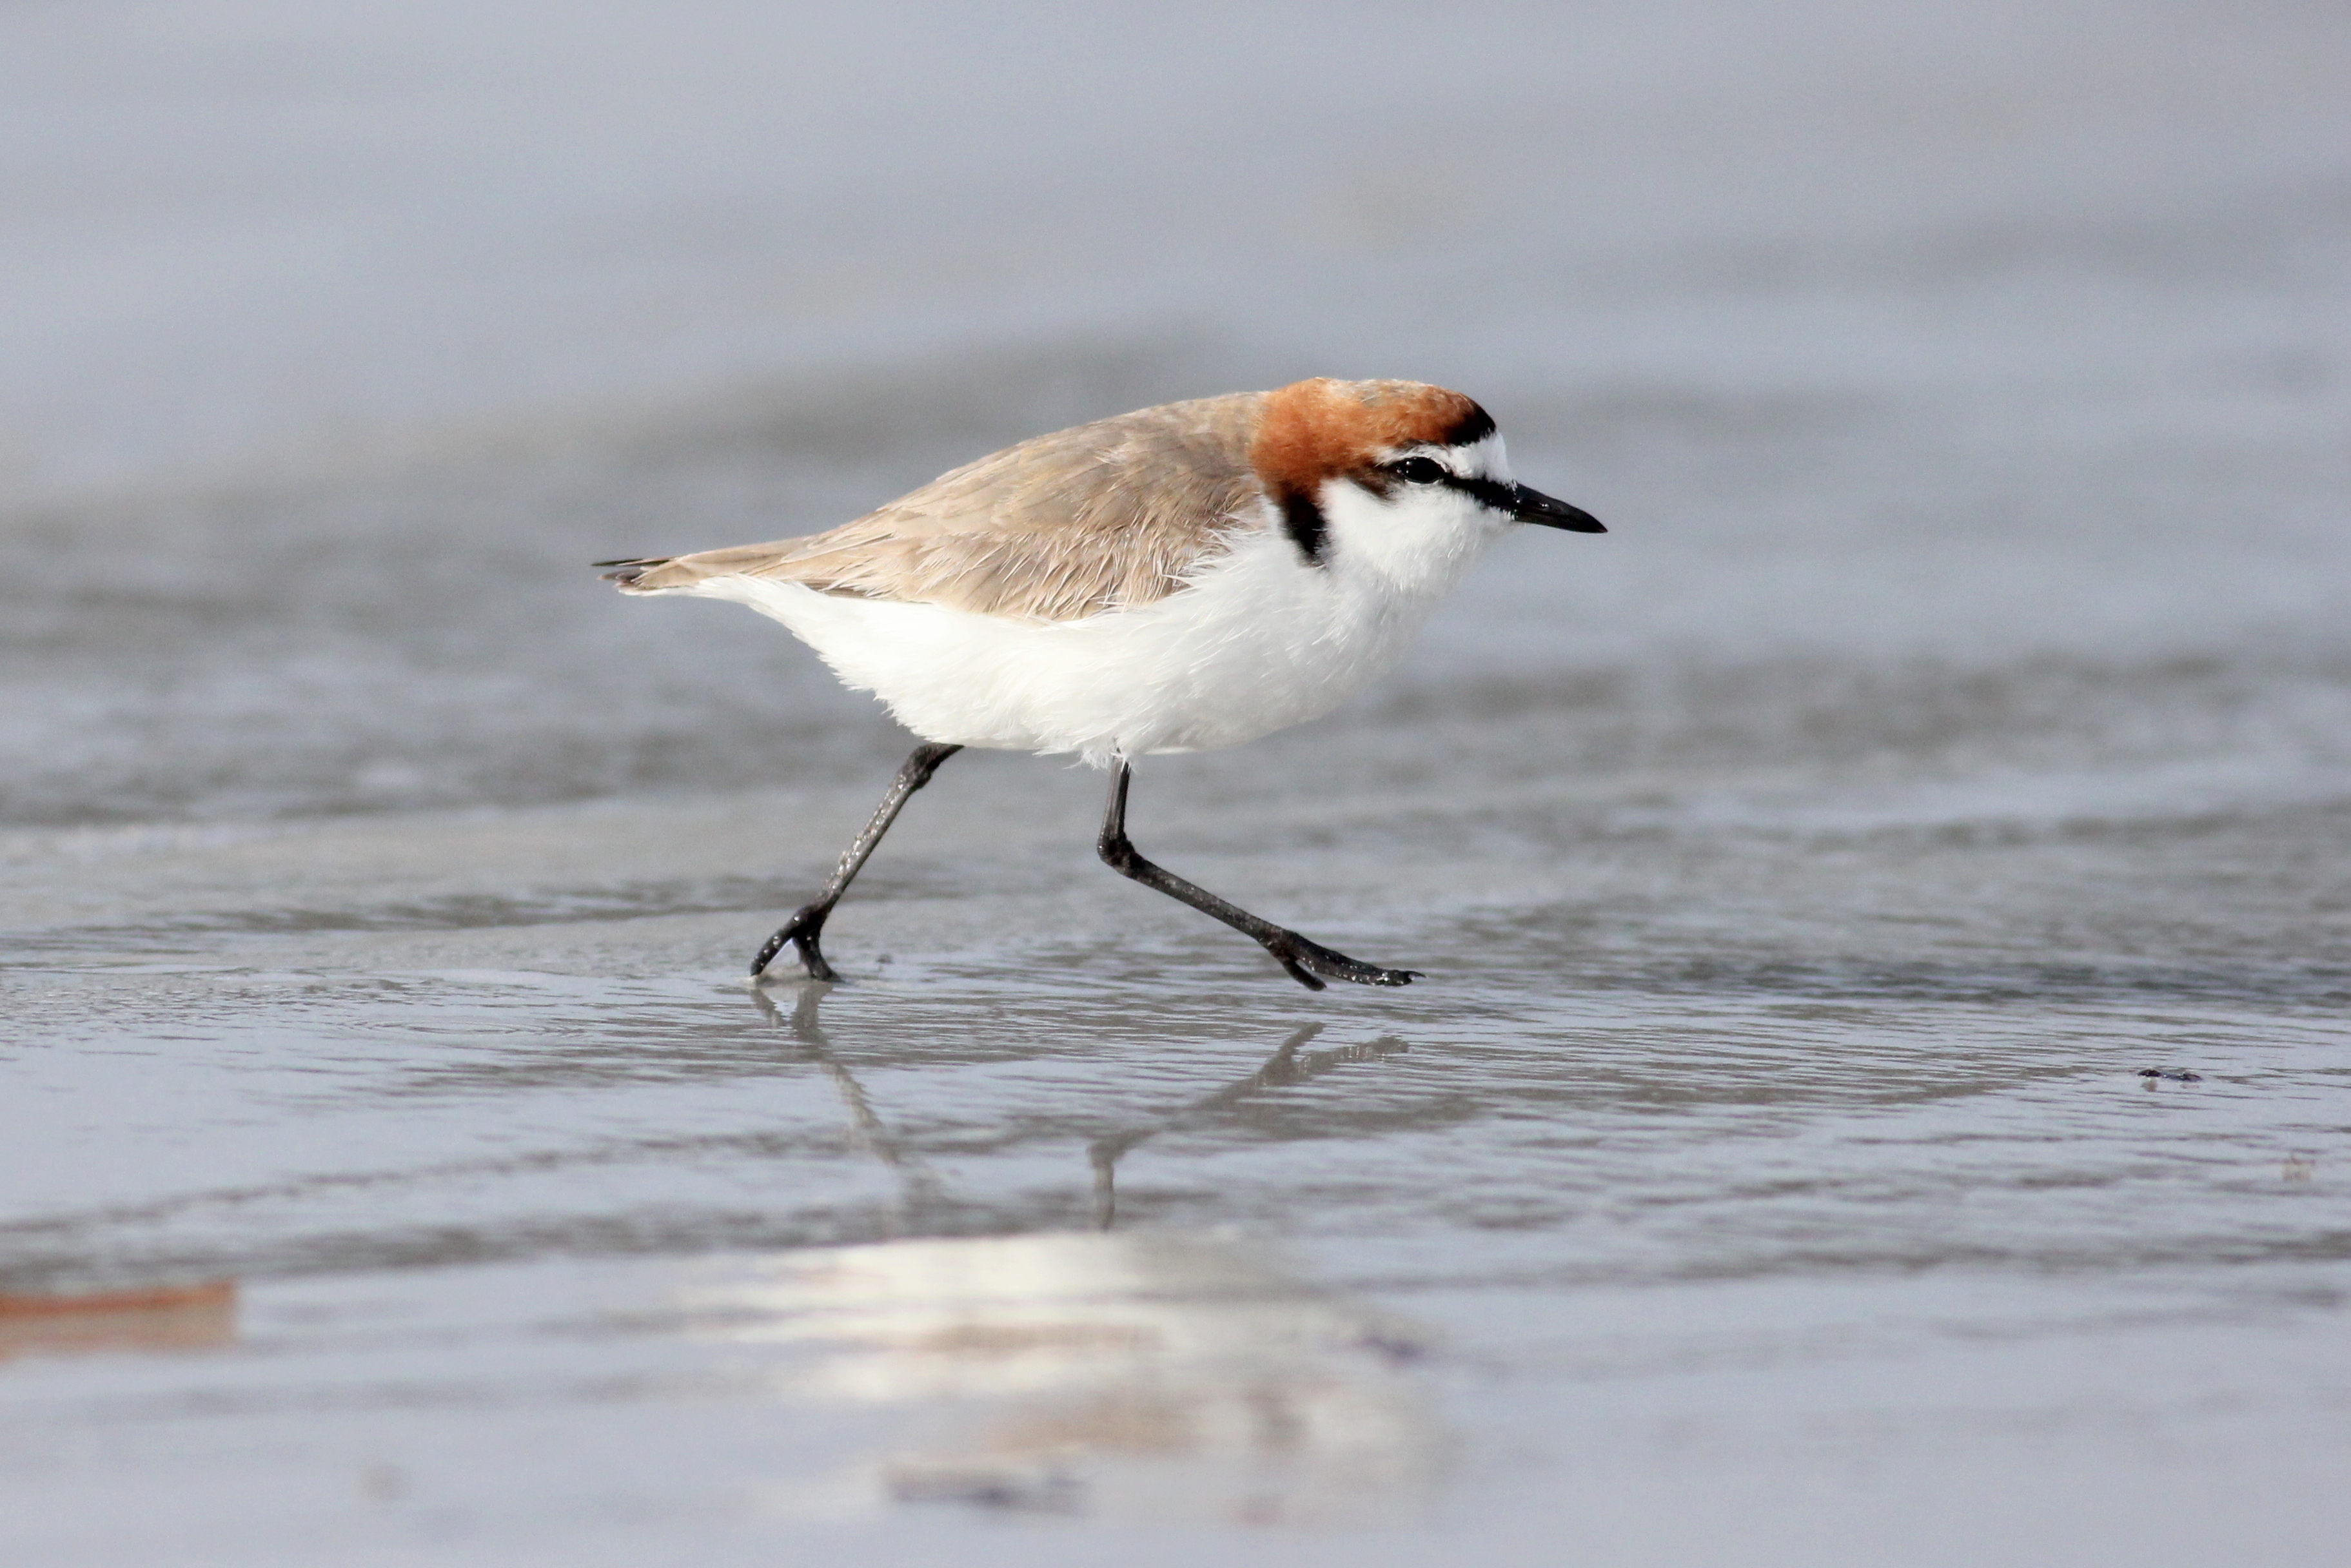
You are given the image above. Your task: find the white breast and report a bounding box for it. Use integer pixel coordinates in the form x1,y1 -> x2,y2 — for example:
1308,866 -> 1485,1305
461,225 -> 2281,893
692,486 -> 1503,765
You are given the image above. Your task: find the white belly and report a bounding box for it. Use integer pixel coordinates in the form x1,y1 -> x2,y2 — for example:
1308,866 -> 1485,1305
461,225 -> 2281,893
691,527 -> 1476,765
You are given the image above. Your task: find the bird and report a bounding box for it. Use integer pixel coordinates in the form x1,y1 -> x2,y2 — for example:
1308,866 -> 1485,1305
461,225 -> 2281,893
596,377 -> 1604,991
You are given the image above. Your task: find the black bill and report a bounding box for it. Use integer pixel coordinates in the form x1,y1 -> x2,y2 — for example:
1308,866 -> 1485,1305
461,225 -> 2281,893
1511,484 -> 1607,533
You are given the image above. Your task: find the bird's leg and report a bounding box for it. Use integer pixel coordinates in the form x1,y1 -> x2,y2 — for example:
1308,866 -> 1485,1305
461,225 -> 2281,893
753,743 -> 962,980
1094,761 -> 1417,991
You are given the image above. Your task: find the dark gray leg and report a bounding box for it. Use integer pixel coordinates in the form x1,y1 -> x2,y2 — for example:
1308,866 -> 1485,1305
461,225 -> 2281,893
753,743 -> 961,979
1094,761 -> 1416,991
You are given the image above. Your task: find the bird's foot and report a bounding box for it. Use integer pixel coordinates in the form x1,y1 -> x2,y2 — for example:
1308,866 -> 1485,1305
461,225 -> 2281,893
751,903 -> 839,981
1261,932 -> 1419,992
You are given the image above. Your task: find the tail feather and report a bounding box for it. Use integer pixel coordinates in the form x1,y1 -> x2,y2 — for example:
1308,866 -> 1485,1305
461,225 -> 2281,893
593,555 -> 702,592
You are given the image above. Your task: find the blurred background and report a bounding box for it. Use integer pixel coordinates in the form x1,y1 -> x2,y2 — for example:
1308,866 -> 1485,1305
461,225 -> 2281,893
6,4 -> 2351,1562
6,0 -> 2346,824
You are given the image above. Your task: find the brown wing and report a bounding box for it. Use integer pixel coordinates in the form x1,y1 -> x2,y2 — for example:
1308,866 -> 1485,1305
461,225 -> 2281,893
611,392 -> 1270,622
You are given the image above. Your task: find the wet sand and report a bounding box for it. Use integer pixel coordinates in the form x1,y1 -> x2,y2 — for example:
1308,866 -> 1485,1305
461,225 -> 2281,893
6,716 -> 2347,1560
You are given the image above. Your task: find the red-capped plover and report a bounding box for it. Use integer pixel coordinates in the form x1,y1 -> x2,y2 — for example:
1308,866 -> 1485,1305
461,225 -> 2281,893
598,377 -> 1604,990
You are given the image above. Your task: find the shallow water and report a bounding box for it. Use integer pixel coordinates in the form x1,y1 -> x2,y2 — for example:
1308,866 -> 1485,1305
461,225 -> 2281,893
5,2 -> 2351,1563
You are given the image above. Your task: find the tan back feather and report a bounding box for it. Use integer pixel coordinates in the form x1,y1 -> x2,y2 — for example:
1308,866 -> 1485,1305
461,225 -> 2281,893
624,393 -> 1270,622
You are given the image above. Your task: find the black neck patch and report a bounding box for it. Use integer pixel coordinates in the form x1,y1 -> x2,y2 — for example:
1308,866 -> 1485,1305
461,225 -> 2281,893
1279,487 -> 1329,566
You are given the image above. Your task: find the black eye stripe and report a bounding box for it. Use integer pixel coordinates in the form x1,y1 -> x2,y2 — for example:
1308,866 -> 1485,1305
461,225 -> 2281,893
1366,460 -> 1518,514
1436,471 -> 1519,512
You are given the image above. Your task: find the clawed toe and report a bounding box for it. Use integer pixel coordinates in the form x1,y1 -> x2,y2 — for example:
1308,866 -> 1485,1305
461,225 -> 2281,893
1266,934 -> 1419,991
751,905 -> 836,981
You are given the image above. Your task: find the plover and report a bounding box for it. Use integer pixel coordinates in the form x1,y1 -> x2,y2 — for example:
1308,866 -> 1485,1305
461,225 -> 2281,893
598,377 -> 1603,990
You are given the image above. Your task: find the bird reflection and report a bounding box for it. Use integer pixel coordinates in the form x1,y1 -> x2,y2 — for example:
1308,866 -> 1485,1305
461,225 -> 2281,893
749,983 -> 1407,1232
749,982 -> 946,1225
729,984 -> 1433,1524
1088,1024 -> 1408,1229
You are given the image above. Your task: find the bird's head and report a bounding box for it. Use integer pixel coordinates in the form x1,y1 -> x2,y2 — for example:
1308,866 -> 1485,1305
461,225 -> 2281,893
1250,377 -> 1602,583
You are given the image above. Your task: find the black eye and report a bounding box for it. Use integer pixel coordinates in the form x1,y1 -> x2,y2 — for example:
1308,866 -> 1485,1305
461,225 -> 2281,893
1389,456 -> 1447,485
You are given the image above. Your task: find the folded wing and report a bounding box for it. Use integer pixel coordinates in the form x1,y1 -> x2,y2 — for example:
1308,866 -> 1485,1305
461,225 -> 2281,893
604,392 -> 1268,622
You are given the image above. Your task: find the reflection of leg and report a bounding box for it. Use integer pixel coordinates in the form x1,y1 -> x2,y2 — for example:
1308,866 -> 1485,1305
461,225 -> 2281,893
1094,761 -> 1417,991
743,975 -> 829,1046
1202,1022 -> 1323,1106
1089,1141 -> 1121,1232
749,981 -> 944,1213
753,743 -> 962,980
1088,1023 -> 1328,1230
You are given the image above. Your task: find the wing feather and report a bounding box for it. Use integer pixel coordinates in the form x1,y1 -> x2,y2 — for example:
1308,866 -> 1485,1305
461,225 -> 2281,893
611,393 -> 1269,621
